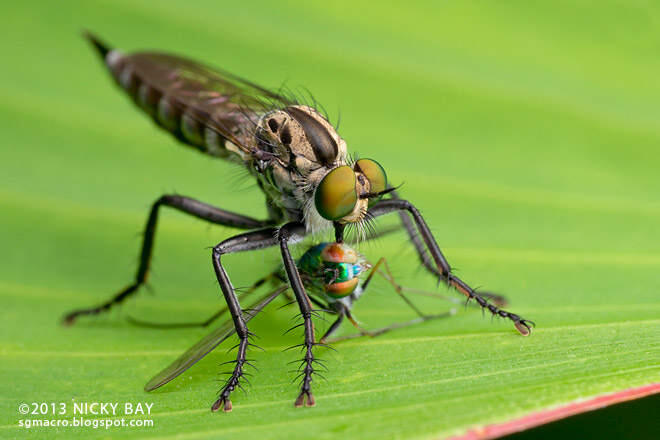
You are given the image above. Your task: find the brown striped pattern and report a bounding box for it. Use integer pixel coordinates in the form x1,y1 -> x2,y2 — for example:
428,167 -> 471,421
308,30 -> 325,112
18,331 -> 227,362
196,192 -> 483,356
104,50 -> 260,159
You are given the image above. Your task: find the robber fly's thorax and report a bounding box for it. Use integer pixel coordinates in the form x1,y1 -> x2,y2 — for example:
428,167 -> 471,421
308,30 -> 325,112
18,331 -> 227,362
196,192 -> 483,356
256,105 -> 347,170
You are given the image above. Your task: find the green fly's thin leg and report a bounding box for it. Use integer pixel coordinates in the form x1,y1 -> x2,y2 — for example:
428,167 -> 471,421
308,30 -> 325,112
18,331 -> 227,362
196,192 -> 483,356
321,261 -> 458,343
318,311 -> 345,344
327,310 -> 456,343
363,257 -> 426,318
62,195 -> 276,325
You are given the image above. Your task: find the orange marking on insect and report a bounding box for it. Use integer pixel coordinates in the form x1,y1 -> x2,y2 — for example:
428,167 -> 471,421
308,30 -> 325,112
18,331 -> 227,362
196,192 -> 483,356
321,243 -> 358,263
322,244 -> 345,262
325,278 -> 358,298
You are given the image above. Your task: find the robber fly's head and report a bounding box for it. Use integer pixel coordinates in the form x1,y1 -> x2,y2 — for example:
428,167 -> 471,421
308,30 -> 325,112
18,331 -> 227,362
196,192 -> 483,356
314,158 -> 388,223
256,105 -> 388,225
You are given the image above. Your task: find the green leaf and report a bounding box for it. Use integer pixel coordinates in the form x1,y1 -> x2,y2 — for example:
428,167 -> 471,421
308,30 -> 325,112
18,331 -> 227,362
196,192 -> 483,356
1,1 -> 658,438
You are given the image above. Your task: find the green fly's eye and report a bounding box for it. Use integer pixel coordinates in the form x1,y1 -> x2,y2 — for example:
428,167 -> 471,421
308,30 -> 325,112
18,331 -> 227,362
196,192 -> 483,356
355,158 -> 387,203
315,166 -> 358,220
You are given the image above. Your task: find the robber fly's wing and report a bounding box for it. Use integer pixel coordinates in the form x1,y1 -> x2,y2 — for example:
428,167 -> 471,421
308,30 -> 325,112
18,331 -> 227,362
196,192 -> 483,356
144,285 -> 288,392
126,52 -> 295,156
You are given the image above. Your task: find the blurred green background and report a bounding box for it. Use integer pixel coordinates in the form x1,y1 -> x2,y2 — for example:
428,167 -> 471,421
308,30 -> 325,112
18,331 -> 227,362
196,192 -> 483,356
1,1 -> 659,439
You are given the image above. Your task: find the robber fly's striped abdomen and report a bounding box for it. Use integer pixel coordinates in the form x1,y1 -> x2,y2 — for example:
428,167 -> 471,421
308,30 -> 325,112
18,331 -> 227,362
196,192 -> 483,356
86,34 -> 251,162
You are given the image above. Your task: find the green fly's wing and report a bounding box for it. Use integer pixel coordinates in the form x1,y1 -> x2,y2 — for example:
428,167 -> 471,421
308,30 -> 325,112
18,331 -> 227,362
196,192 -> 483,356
144,285 -> 287,391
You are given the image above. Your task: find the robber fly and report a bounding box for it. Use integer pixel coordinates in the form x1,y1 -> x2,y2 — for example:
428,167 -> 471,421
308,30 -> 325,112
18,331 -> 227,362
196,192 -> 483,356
64,32 -> 534,411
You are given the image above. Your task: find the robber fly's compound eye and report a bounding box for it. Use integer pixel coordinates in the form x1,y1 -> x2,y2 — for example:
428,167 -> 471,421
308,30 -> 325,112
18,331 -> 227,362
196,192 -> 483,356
315,166 -> 358,220
355,158 -> 387,205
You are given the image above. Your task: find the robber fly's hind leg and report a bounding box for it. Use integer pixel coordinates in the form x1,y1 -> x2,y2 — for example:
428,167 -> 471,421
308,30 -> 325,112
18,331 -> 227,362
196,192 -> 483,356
210,225 -> 305,412
369,198 -> 534,336
127,272 -> 284,329
62,194 -> 275,325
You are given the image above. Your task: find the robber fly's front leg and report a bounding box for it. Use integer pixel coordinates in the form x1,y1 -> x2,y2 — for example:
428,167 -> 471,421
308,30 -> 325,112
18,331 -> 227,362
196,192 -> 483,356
210,226 -> 301,412
369,199 -> 534,336
278,222 -> 320,407
62,194 -> 275,325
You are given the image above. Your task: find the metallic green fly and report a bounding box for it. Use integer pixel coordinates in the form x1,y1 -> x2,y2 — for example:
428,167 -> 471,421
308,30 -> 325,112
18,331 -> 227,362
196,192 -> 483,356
132,241 -> 465,410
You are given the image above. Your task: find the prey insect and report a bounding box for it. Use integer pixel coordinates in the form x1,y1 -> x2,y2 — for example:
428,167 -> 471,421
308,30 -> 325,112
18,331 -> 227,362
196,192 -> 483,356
64,31 -> 534,411
134,241 -> 460,410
